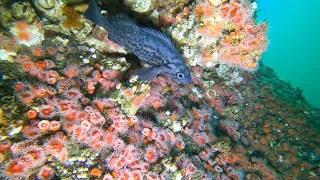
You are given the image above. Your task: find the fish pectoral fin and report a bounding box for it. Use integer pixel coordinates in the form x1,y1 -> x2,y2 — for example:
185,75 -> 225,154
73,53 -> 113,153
133,67 -> 162,81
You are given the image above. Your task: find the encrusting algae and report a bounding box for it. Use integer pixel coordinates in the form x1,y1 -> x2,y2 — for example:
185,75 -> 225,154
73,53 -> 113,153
0,108 -> 9,127
61,5 -> 84,30
0,0 -> 319,179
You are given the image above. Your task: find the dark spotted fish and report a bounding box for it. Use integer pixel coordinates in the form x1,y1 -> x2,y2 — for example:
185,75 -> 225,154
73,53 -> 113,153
84,0 -> 191,84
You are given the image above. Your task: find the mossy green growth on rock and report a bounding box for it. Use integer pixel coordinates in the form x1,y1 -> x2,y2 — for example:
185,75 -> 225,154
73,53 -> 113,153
0,1 -> 40,30
0,61 -> 23,98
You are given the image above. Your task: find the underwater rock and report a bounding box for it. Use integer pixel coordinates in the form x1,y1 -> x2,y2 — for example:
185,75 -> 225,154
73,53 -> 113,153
208,0 -> 227,7
1,0 -> 319,179
0,2 -> 40,30
9,22 -> 45,47
0,108 -> 9,127
33,0 -> 63,23
153,0 -> 192,16
61,5 -> 84,30
149,10 -> 160,25
40,4 -> 91,47
11,1 -> 40,23
0,61 -> 22,81
62,0 -> 88,5
124,0 -> 152,13
72,4 -> 90,13
124,0 -> 193,26
0,96 -> 24,140
43,24 -> 71,36
50,141 -> 99,179
0,0 -> 11,6
35,0 -> 56,9
168,0 -> 268,71
0,7 -> 14,30
0,49 -> 16,62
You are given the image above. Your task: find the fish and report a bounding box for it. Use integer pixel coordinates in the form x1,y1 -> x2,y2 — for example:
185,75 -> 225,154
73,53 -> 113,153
83,0 -> 191,84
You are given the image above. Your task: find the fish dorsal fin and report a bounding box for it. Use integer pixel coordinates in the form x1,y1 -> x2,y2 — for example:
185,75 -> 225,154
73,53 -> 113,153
109,13 -> 137,27
110,13 -> 132,22
140,27 -> 175,47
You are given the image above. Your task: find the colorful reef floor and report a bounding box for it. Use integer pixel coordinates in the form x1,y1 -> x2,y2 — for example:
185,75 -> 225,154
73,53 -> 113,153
0,0 -> 319,179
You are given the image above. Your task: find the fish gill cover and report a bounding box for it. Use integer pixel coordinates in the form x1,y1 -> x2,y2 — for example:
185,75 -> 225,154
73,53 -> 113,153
0,0 -> 319,180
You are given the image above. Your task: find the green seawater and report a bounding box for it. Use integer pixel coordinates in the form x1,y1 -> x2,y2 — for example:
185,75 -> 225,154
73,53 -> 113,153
257,0 -> 320,108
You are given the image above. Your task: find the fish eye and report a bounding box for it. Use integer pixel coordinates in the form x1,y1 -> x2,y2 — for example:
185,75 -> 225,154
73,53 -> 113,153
176,72 -> 184,79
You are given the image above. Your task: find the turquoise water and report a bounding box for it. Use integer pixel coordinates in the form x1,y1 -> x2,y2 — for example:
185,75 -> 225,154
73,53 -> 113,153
257,0 -> 320,108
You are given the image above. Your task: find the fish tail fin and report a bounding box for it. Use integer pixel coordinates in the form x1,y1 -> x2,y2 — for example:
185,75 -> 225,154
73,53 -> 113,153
84,0 -> 109,27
